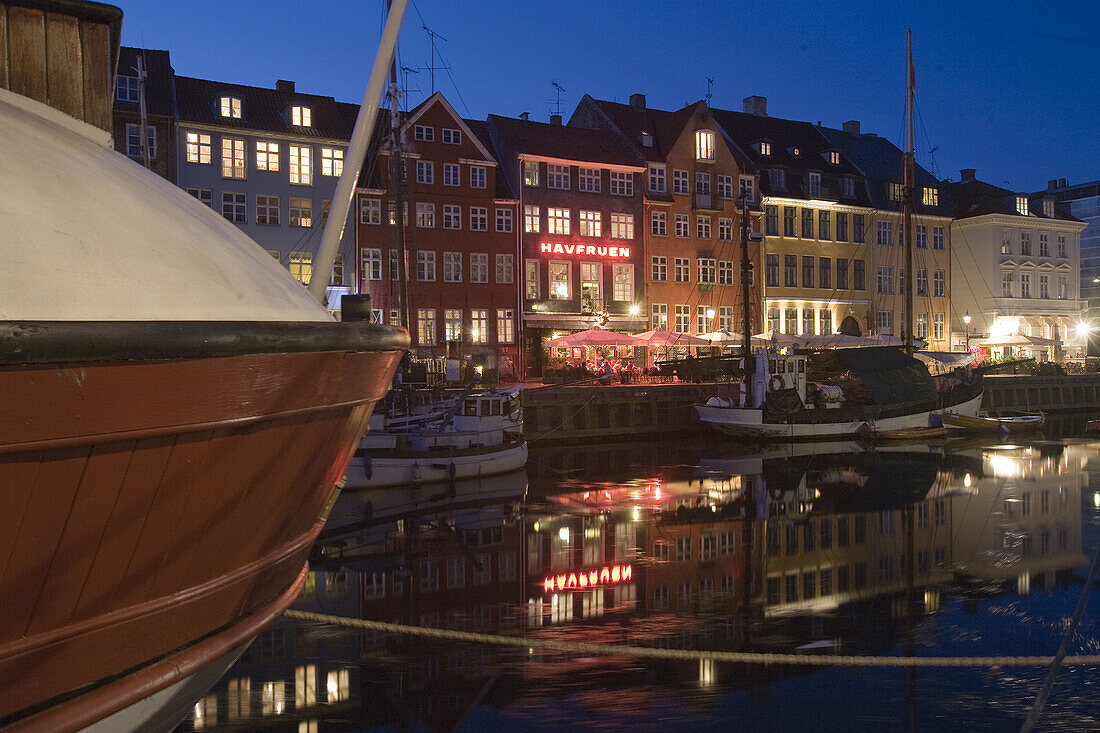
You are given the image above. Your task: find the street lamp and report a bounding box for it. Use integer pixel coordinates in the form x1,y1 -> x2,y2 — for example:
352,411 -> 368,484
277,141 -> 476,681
963,312 -> 971,351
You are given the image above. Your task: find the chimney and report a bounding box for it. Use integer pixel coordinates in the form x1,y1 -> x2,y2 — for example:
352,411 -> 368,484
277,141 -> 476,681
630,93 -> 646,110
519,111 -> 529,121
550,114 -> 562,126
1048,179 -> 1059,191
743,95 -> 767,117
275,79 -> 295,94
960,168 -> 976,182
1059,178 -> 1067,188
842,120 -> 861,136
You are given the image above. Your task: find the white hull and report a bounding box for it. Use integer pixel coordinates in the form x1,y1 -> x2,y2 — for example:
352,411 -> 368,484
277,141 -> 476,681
344,441 -> 528,488
694,392 -> 984,439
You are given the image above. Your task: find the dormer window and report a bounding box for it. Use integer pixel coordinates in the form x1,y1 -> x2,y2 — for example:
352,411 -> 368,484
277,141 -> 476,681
922,186 -> 939,206
807,172 -> 822,198
695,129 -> 715,162
1016,195 -> 1029,216
291,106 -> 311,127
840,177 -> 855,199
887,182 -> 903,201
219,96 -> 242,119
640,132 -> 653,148
827,151 -> 840,165
758,141 -> 772,156
790,147 -> 800,157
769,169 -> 785,190
1043,198 -> 1055,217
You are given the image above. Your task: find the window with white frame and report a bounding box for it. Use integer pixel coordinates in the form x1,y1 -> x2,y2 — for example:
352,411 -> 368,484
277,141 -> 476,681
523,205 -> 540,232
916,313 -> 928,339
1039,273 -> 1049,298
718,260 -> 734,285
610,171 -> 633,196
222,137 -> 245,179
915,224 -> 927,248
759,140 -> 772,155
916,268 -> 928,296
416,160 -> 433,184
674,257 -> 690,283
651,210 -> 667,236
1039,233 -> 1049,257
124,123 -> 156,159
807,172 -> 822,197
549,261 -> 570,299
652,256 -> 667,282
934,313 -> 945,341
470,206 -> 487,231
219,95 -> 241,119
470,253 -> 488,283
329,254 -> 344,286
1020,272 -> 1031,298
417,250 -> 436,281
695,129 -> 715,161
820,309 -> 832,335
523,160 -> 539,186
877,266 -> 894,294
697,306 -> 713,334
222,191 -> 245,222
673,169 -> 689,195
442,127 -> 461,144
251,140 -> 278,171
578,167 -> 600,192
922,186 -> 939,206
525,260 -> 539,299
117,75 -> 139,102
934,270 -> 945,297
289,197 -> 312,227
718,217 -> 733,241
697,215 -> 711,239
321,147 -> 342,177
698,257 -> 716,284
652,303 -> 668,330
736,175 -> 752,202
610,213 -> 633,239
362,248 -> 382,281
417,308 -> 436,344
290,105 -> 311,127
840,177 -> 855,198
288,145 -> 311,184
443,204 -> 461,229
1058,275 -> 1067,298
877,221 -> 893,246
933,226 -> 944,250
185,132 -> 211,164
1057,235 -> 1067,258
547,164 -> 569,190
414,125 -> 433,141
256,194 -> 279,225
496,254 -> 513,283
674,213 -> 689,238
718,306 -> 735,331
887,182 -> 903,201
187,188 -> 211,207
470,309 -> 488,343
360,198 -> 381,224
443,163 -> 460,186
579,210 -> 601,237
496,208 -> 513,232
548,207 -> 570,235
416,201 -> 435,228
674,305 -> 691,333
1001,271 -> 1013,297
827,150 -> 841,165
469,165 -> 486,189
497,309 -> 514,343
648,164 -> 666,193
695,171 -> 711,195
876,310 -> 893,334
769,168 -> 785,190
715,174 -> 732,200
1016,195 -> 1029,216
613,264 -> 633,301
1020,231 -> 1032,255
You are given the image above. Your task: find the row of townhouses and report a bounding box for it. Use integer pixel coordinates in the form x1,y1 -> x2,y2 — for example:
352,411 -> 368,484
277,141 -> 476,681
113,47 -> 1093,379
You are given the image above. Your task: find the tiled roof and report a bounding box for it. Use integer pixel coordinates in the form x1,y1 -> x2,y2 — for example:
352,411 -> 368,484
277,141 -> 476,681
466,118 -> 515,199
945,178 -> 1080,221
486,114 -> 643,168
175,76 -> 357,140
116,47 -> 175,118
580,96 -> 698,162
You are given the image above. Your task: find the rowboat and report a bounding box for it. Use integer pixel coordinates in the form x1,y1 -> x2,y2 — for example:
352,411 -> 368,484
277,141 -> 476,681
942,411 -> 1044,433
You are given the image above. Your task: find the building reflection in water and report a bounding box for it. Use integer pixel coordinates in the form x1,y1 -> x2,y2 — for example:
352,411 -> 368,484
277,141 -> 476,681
180,440 -> 1092,731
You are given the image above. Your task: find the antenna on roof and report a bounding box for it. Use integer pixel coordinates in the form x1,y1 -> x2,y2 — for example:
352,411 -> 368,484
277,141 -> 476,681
421,25 -> 449,95
705,76 -> 714,107
550,81 -> 567,116
400,65 -> 420,109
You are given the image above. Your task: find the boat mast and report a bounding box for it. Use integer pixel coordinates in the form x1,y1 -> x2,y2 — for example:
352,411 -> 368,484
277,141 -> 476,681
135,53 -> 151,170
739,194 -> 754,406
389,9 -> 411,330
903,30 -> 915,353
308,0 -> 409,304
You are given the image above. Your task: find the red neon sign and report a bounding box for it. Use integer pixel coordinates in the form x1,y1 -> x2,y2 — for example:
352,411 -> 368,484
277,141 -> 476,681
542,564 -> 633,593
540,242 -> 632,258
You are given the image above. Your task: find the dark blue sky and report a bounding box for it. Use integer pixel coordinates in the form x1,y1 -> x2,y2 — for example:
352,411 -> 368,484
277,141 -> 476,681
118,0 -> 1098,193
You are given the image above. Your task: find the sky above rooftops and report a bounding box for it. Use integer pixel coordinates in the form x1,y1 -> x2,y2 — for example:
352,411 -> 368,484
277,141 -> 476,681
118,0 -> 1098,193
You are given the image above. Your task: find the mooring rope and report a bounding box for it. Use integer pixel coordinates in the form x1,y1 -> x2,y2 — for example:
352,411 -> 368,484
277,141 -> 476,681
284,610 -> 1100,668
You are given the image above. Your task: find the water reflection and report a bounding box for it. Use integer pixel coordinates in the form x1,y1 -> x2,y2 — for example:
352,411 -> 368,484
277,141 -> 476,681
180,439 -> 1099,731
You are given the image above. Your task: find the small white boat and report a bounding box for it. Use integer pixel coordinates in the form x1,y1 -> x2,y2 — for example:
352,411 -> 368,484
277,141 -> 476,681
942,410 -> 1044,433
344,392 -> 528,488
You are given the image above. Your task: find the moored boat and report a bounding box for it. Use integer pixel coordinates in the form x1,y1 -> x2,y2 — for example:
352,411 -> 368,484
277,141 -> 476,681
942,410 -> 1045,433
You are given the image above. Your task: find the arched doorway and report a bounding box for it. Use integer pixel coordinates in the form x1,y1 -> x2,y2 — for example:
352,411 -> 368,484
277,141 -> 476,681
839,315 -> 862,337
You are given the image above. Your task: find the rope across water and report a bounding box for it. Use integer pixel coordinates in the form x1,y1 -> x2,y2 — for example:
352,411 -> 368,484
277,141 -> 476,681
284,610 -> 1100,668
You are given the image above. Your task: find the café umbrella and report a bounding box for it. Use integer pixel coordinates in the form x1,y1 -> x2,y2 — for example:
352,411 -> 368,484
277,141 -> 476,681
545,326 -> 649,348
633,328 -> 711,347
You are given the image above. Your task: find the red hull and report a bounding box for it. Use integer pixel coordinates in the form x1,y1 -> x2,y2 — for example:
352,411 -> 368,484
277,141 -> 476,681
0,344 -> 403,728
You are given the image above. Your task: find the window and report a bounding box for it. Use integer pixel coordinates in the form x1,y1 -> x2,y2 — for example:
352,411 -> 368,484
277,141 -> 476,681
877,266 -> 894,294
802,208 -> 813,238
933,226 -> 944,250
767,307 -> 780,332
853,214 -> 865,243
415,202 -> 435,228
877,310 -> 893,334
1039,273 -> 1049,298
674,213 -> 689,238
759,140 -> 772,155
289,197 -> 312,227
732,175 -> 747,201
187,188 -> 211,207
698,257 -> 716,285
222,192 -> 245,222
820,309 -> 833,335
785,308 -> 798,334
818,210 -> 831,240
417,308 -> 436,345
497,309 -> 515,343
416,160 -> 434,184
496,254 -> 513,283
854,259 -> 865,290
718,306 -> 735,331
819,257 -> 831,289
1002,272 -> 1013,297
887,182 -> 903,201
802,256 -> 814,288
290,105 -> 311,127
219,95 -> 241,119
1021,231 -> 1032,256
467,165 -> 487,189
837,258 -> 848,289
770,169 -> 785,190
549,261 -> 570,299
934,313 -> 945,341
613,264 -> 633,301
674,257 -> 690,283
648,164 -> 666,193
579,210 -> 602,237
444,309 -> 462,341
697,306 -> 712,334
718,217 -> 733,241
319,147 -> 342,177
221,137 -> 245,179
765,205 -> 779,236
695,171 -> 711,196
877,221 -> 893,246
360,198 -> 381,224
470,207 -> 488,231
117,74 -> 139,102
523,160 -> 539,186
524,205 -> 540,233
917,268 -> 928,296
914,224 -> 927,249
834,212 -> 848,242
674,305 -> 691,333
185,132 -> 212,164
784,255 -> 797,287
1057,235 -> 1067,258
471,253 -> 488,283
1039,233 -> 1049,257
807,172 -> 822,197
718,260 -> 734,285
496,208 -> 512,232
288,145 -> 311,184
916,312 -> 929,339
1016,195 -> 1029,216
1058,275 -> 1068,298
673,169 -> 689,195
443,204 -> 461,230
652,303 -> 668,329
695,129 -> 715,161
289,251 -> 312,284
652,256 -> 667,282
765,254 -> 779,287
124,123 -> 156,159
547,164 -> 569,190
443,163 -> 460,186
783,207 -> 796,237
696,215 -> 711,239
525,260 -> 539,299
578,167 -> 600,192
362,248 -> 382,281
922,186 -> 939,206
1020,272 -> 1031,298
442,127 -> 461,144
934,270 -> 945,297
256,195 -> 279,225
840,176 -> 855,198
417,250 -> 436,281
548,207 -> 570,235
651,210 -> 667,236
414,125 -> 433,142
610,171 -> 633,196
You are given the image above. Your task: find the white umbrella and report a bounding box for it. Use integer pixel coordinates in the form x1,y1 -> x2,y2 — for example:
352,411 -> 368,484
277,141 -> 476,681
700,328 -> 743,344
634,328 -> 711,347
545,326 -> 648,348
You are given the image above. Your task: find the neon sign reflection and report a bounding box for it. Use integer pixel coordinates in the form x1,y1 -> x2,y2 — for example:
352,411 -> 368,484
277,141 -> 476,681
542,564 -> 633,593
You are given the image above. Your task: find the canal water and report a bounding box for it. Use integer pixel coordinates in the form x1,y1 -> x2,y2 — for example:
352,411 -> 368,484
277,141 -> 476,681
180,422 -> 1100,732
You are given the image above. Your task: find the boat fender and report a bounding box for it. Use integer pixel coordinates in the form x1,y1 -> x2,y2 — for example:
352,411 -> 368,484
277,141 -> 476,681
362,452 -> 372,478
769,375 -> 785,392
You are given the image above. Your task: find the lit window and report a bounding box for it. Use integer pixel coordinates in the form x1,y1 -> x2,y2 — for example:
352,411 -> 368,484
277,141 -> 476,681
525,260 -> 539,299
470,309 -> 488,343
221,137 -> 246,179
291,105 -> 311,127
289,251 -> 312,284
613,264 -> 633,301
442,127 -> 461,144
219,96 -> 242,119
327,670 -> 350,704
579,210 -> 601,237
255,141 -> 279,171
610,213 -> 633,239
1016,195 -> 1029,216
416,202 -> 435,228
922,186 -> 939,206
548,207 -> 570,235
695,129 -> 715,161
828,151 -> 840,165
759,141 -> 772,155
417,308 -> 436,344
887,182 -> 903,201
321,148 -> 343,177
524,205 -> 539,233
289,146 -> 311,184
523,160 -> 539,186
186,132 -> 211,164
117,75 -> 139,102
497,309 -> 515,343
289,197 -> 312,227
549,261 -> 570,299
